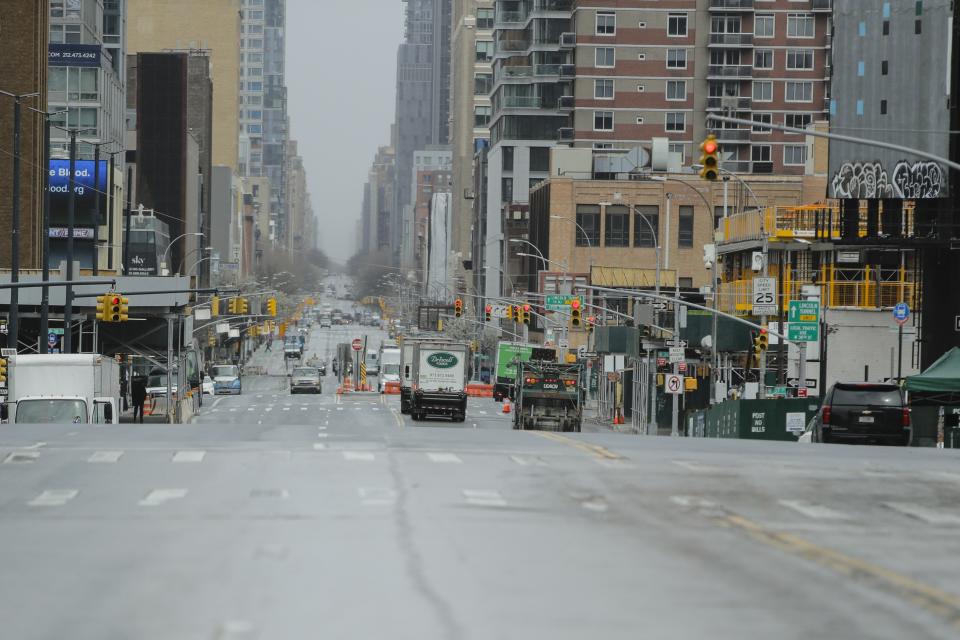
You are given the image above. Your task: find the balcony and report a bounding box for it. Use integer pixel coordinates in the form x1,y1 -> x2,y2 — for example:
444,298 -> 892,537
559,64 -> 576,78
707,64 -> 753,80
495,10 -> 527,26
706,96 -> 752,111
534,0 -> 573,10
502,96 -> 544,109
710,0 -> 754,10
811,0 -> 831,11
560,32 -> 576,48
557,95 -> 575,110
534,64 -> 562,77
496,40 -> 529,54
752,161 -> 773,174
708,32 -> 754,47
711,128 -> 752,143
557,127 -> 574,142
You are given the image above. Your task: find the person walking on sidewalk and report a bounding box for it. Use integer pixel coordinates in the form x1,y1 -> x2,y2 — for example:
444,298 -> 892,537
265,338 -> 272,352
131,375 -> 147,423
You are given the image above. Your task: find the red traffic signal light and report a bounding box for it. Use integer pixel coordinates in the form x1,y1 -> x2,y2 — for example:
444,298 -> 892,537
570,299 -> 580,310
485,304 -> 492,312
702,139 -> 718,154
523,304 -> 530,312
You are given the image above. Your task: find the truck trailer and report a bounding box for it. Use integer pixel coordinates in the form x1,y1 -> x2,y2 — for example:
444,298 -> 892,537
5,354 -> 121,424
493,342 -> 557,401
409,340 -> 469,422
512,361 -> 583,432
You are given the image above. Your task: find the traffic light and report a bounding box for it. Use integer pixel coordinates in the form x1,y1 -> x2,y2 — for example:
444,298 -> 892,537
95,294 -> 109,322
485,304 -> 492,322
0,357 -> 7,383
228,297 -> 238,314
118,296 -> 129,322
571,299 -> 582,327
239,297 -> 249,315
699,134 -> 720,181
752,328 -> 769,360
108,294 -> 123,322
211,295 -> 220,317
522,304 -> 531,325
454,298 -> 463,318
586,316 -> 595,334
514,306 -> 523,322
505,305 -> 513,321
267,297 -> 277,317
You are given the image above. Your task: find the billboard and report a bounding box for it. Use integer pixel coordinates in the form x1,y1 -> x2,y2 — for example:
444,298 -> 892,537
48,44 -> 101,68
48,159 -> 108,226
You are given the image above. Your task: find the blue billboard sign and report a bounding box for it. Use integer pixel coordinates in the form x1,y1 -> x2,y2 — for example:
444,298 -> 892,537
48,159 -> 108,226
48,44 -> 101,68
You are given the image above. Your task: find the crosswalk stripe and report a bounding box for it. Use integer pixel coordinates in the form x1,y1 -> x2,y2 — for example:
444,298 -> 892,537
28,490 -> 78,506
427,452 -> 462,464
885,502 -> 960,525
88,451 -> 123,463
463,489 -> 506,507
343,451 -> 375,462
172,451 -> 206,463
140,489 -> 188,506
779,499 -> 851,521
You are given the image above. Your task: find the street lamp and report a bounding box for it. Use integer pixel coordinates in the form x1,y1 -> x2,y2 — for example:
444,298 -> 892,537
161,232 -> 205,276
550,215 -> 593,249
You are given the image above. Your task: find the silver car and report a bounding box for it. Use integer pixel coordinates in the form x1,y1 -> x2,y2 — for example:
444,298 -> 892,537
290,367 -> 322,394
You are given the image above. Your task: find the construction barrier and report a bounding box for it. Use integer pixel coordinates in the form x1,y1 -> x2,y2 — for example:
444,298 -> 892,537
336,377 -> 355,395
384,381 -> 401,395
466,383 -> 494,398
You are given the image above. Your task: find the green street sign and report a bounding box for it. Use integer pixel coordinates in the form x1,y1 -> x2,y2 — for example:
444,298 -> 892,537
545,295 -> 582,311
787,300 -> 820,342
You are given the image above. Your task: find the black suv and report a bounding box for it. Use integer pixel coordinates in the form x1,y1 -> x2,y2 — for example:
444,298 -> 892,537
813,382 -> 911,445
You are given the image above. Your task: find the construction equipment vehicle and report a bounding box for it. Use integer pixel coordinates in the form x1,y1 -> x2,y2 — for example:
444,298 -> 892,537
512,361 -> 583,432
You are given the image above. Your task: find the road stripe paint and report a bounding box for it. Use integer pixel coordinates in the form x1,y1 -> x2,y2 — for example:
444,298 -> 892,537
28,490 -> 78,507
250,489 -> 289,499
229,408 -> 238,412
139,489 -> 188,507
87,451 -> 123,463
316,433 -> 328,438
313,443 -> 327,450
209,408 -> 219,413
510,455 -> 548,467
343,451 -> 375,462
885,502 -> 960,526
265,407 -> 273,412
248,407 -> 256,411
359,487 -> 396,506
301,407 -> 308,411
172,451 -> 206,463
535,432 -> 621,460
779,500 -> 852,521
215,619 -> 257,639
479,410 -> 488,415
3,452 -> 39,464
354,407 -> 362,411
282,407 -> 291,411
671,460 -> 705,472
716,511 -> 960,626
463,489 -> 506,507
318,425 -> 327,430
372,407 -> 379,411
337,407 -> 344,411
670,495 -> 717,508
427,452 -> 462,464
594,459 -> 636,469
582,499 -> 609,513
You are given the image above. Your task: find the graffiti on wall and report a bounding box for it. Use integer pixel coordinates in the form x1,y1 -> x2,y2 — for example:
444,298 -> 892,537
830,160 -> 945,199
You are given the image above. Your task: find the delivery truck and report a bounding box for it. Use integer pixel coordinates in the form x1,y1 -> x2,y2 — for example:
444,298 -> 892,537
493,342 -> 557,401
409,340 -> 469,422
5,354 -> 121,424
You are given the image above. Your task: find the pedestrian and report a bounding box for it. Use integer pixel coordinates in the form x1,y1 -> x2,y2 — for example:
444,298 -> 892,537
265,339 -> 272,352
120,374 -> 129,412
131,375 -> 147,423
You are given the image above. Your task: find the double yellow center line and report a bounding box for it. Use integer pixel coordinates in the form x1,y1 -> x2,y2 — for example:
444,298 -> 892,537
534,432 -> 621,460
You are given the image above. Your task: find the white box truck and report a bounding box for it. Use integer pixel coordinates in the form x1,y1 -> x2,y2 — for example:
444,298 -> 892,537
410,340 -> 469,422
399,338 -> 421,414
5,354 -> 121,424
377,345 -> 402,393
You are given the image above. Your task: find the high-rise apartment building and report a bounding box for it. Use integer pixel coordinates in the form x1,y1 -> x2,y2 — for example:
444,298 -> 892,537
392,0 -> 453,264
569,0 -> 831,174
450,1 -> 495,288
127,0 -> 241,171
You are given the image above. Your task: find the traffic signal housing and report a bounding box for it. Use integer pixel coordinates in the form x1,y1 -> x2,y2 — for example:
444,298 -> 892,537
454,298 -> 463,318
522,304 -> 531,325
118,296 -> 129,322
586,316 -> 595,334
752,328 -> 769,361
266,297 -> 277,317
108,294 -> 123,322
505,305 -> 513,321
485,304 -> 492,322
699,134 -> 720,181
228,297 -> 238,314
95,294 -> 109,322
211,295 -> 220,317
571,299 -> 582,327
239,297 -> 249,315
0,357 -> 7,383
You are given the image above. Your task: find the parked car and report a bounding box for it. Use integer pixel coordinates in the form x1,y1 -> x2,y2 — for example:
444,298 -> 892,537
202,375 -> 215,395
812,382 -> 910,445
290,367 -> 322,394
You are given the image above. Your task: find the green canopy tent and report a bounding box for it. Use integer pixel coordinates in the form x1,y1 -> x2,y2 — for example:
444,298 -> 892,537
905,347 -> 960,397
905,348 -> 960,446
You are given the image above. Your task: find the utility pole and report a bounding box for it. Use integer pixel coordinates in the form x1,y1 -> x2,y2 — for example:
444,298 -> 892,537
671,276 -> 680,437
8,96 -> 22,350
64,131 -> 78,354
92,143 -> 101,275
40,110 -> 52,353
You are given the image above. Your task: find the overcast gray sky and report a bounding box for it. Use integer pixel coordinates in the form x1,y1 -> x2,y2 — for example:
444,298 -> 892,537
286,1 -> 403,264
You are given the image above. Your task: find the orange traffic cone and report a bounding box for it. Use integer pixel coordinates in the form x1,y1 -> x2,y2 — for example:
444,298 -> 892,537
503,398 -> 511,413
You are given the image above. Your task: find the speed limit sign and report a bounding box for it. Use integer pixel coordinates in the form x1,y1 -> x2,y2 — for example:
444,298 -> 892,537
665,373 -> 684,395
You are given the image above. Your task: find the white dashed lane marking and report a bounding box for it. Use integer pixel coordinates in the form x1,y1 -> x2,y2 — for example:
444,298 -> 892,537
463,490 -> 506,507
140,489 -> 188,507
359,487 -> 396,506
172,451 -> 206,463
343,451 -> 376,462
88,451 -> 123,463
885,502 -> 960,526
427,452 -> 462,464
779,499 -> 852,521
28,490 -> 79,507
510,455 -> 548,467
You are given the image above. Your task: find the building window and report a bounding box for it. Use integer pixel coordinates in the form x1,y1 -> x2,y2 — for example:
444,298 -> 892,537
786,49 -> 814,70
476,8 -> 494,30
475,40 -> 493,61
247,67 -> 263,77
785,81 -> 813,102
880,99 -> 888,115
474,73 -> 492,95
751,145 -> 771,162
666,80 -> 686,101
247,124 -> 262,134
605,205 -> 630,247
576,205 -> 601,247
474,105 -> 491,127
755,14 -> 775,38
752,113 -> 772,133
502,146 -> 514,171
754,49 -> 774,69
501,178 -> 513,203
594,110 -> 614,131
752,80 -> 773,102
666,49 -> 687,69
594,79 -> 614,99
678,206 -> 694,248
595,47 -> 615,68
787,14 -> 815,38
247,82 -> 263,91
784,145 -> 807,165
635,116 -> 645,125
530,147 -> 550,172
633,205 -> 659,248
667,13 -> 688,37
596,12 -> 616,35
669,143 -> 684,157
665,112 -> 685,132
785,113 -> 812,130
711,15 -> 742,34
